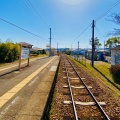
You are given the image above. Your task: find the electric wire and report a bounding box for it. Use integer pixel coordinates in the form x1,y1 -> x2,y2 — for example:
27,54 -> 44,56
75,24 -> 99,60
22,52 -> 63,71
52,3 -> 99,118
70,0 -> 120,45
69,23 -> 92,45
0,17 -> 47,41
21,0 -> 37,18
26,0 -> 50,29
22,0 -> 52,46
95,26 -> 106,39
95,0 -> 120,22
21,0 -> 49,31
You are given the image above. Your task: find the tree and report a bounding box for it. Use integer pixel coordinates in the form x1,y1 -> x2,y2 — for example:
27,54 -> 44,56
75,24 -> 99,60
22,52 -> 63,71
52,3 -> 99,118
0,40 -> 20,62
105,37 -> 120,49
107,13 -> 120,36
89,37 -> 102,50
12,44 -> 20,60
65,50 -> 72,55
0,42 -> 7,62
5,40 -> 14,62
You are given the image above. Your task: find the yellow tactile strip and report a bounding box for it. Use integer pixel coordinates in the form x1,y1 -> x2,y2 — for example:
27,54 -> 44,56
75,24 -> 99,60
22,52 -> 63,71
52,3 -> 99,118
0,57 -> 56,108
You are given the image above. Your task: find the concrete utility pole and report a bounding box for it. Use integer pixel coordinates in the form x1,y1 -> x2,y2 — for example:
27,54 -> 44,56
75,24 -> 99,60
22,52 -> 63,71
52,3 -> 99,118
91,20 -> 95,67
77,41 -> 79,60
49,28 -> 51,57
78,41 -> 79,52
57,43 -> 58,55
104,41 -> 105,54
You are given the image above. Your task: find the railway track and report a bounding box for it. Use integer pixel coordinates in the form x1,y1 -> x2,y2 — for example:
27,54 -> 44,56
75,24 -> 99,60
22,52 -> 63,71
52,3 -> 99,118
62,55 -> 110,120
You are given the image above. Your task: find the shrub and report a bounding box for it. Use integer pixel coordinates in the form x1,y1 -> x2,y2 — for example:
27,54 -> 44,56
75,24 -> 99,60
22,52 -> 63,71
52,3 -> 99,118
110,65 -> 120,84
0,40 -> 20,62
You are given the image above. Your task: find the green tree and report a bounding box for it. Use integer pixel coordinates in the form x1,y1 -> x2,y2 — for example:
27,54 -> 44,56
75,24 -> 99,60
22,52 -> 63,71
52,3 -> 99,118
12,44 -> 20,60
0,40 -> 20,62
89,37 -> 102,50
5,40 -> 14,62
65,50 -> 72,55
0,42 -> 7,62
105,37 -> 120,49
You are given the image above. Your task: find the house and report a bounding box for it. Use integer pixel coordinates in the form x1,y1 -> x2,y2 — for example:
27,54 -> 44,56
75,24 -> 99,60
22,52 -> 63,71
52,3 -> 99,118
111,45 -> 120,65
85,49 -> 110,61
30,47 -> 46,54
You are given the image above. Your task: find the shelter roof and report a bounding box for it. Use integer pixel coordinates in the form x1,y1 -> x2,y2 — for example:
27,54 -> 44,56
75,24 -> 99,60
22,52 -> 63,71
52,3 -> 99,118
19,42 -> 33,48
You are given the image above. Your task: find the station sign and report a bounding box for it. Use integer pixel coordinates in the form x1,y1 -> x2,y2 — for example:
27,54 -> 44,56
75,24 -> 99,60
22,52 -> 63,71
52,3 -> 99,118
21,48 -> 29,59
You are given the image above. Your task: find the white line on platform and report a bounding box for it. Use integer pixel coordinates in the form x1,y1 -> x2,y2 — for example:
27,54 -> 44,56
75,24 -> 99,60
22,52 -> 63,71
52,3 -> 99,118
28,76 -> 39,86
0,96 -> 19,119
49,66 -> 57,71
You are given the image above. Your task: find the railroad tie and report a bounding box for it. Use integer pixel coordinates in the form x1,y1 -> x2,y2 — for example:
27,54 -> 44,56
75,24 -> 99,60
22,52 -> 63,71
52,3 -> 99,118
63,101 -> 106,106
63,77 -> 85,80
63,85 -> 92,89
63,71 -> 78,74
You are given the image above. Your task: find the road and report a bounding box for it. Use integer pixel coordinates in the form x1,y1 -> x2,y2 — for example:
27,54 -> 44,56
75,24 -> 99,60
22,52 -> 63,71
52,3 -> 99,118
0,56 -> 60,120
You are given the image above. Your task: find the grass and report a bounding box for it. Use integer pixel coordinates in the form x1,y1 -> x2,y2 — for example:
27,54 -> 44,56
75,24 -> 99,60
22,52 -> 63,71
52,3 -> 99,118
69,55 -> 120,97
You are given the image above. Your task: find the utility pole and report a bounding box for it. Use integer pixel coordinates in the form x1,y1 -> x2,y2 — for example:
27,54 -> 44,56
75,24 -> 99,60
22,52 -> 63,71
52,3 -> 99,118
77,41 -> 79,60
57,43 -> 58,55
49,28 -> 51,57
91,20 -> 95,67
78,41 -> 79,53
104,41 -> 105,54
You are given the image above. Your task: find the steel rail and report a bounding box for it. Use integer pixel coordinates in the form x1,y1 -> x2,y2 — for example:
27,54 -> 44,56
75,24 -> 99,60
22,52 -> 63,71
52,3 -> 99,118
66,57 -> 110,120
63,57 -> 79,120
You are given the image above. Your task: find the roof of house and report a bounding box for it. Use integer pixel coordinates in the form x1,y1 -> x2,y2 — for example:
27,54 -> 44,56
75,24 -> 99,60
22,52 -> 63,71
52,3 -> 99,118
30,47 -> 43,51
112,45 -> 120,50
87,49 -> 109,53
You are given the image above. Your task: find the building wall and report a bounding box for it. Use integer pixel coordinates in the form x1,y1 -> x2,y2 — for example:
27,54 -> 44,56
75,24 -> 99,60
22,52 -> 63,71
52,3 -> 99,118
111,49 -> 120,65
105,56 -> 111,63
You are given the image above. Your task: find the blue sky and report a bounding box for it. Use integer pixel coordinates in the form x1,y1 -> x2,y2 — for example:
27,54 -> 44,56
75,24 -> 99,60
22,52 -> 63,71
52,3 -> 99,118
0,0 -> 120,49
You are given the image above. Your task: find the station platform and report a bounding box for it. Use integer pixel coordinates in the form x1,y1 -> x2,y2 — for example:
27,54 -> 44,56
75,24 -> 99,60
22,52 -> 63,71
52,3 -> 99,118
0,56 -> 60,120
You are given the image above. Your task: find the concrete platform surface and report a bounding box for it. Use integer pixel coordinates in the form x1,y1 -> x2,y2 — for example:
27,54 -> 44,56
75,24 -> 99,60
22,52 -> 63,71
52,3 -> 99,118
0,56 -> 60,120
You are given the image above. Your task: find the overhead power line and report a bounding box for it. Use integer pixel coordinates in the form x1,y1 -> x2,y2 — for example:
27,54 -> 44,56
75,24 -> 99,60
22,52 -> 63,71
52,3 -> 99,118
21,0 -> 37,18
71,0 -> 120,44
0,17 -> 47,41
95,0 -> 120,22
26,0 -> 50,28
95,26 -> 106,39
74,24 -> 91,41
70,23 -> 91,44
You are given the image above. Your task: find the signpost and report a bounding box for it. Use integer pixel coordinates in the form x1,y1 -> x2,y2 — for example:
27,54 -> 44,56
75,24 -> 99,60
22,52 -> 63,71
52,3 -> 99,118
18,42 -> 32,70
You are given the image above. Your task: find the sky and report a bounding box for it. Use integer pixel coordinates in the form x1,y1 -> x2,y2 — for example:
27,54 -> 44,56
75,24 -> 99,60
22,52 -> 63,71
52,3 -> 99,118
0,0 -> 120,49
